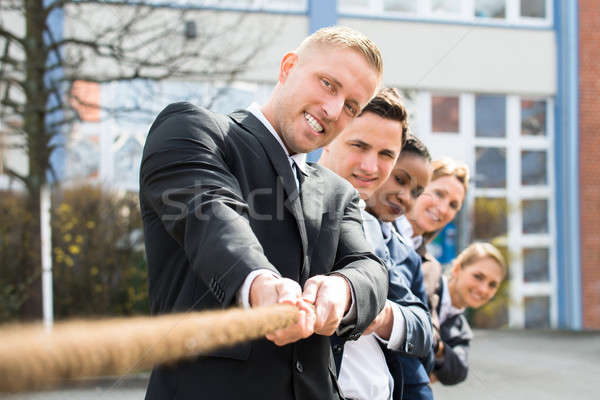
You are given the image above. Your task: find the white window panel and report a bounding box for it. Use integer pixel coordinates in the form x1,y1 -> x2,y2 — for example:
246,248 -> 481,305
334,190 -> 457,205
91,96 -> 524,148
473,137 -> 508,147
338,0 -> 374,14
472,188 -> 507,198
263,0 -> 307,11
517,187 -> 552,198
521,283 -> 553,296
519,138 -> 551,149
517,235 -> 552,247
382,0 -> 419,15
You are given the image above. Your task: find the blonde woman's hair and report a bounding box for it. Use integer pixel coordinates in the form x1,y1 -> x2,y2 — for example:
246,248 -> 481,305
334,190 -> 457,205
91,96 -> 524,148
296,26 -> 383,79
422,157 -> 470,245
431,157 -> 470,194
455,242 -> 507,279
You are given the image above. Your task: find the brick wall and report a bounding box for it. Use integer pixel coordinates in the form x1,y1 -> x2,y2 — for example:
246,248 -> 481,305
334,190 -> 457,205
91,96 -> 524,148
579,0 -> 600,329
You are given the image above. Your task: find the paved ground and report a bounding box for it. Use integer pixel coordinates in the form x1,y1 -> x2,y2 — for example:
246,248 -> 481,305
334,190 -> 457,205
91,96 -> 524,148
432,329 -> 600,400
5,329 -> 600,399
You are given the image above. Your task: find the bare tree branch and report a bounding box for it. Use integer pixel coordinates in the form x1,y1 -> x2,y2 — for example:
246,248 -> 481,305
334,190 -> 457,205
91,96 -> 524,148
3,166 -> 27,185
0,27 -> 25,47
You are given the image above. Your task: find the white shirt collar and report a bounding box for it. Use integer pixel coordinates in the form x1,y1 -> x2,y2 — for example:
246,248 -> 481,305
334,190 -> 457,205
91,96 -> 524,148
439,275 -> 465,325
394,215 -> 423,250
358,198 -> 367,210
247,102 -> 308,175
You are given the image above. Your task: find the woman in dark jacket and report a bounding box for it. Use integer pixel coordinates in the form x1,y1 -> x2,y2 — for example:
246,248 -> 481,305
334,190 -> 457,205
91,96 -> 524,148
394,157 -> 470,385
397,158 -> 507,386
428,242 -> 506,385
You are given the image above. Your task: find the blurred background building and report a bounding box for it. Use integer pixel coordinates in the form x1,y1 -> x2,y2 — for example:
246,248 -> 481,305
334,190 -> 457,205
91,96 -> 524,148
1,0 -> 598,331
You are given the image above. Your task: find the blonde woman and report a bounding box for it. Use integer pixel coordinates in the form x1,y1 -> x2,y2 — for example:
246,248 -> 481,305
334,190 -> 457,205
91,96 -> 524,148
395,157 -> 470,317
393,157 -> 471,384
430,242 -> 506,384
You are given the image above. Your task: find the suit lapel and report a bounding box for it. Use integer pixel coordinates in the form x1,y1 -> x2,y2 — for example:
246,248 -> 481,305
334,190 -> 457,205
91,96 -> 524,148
229,110 -> 309,272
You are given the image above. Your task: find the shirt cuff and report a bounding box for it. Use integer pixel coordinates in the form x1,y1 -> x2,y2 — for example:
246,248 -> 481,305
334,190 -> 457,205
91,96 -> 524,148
236,269 -> 280,309
375,300 -> 406,350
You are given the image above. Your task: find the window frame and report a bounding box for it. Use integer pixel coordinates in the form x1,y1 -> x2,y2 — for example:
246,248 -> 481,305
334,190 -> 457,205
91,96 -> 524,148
337,0 -> 553,27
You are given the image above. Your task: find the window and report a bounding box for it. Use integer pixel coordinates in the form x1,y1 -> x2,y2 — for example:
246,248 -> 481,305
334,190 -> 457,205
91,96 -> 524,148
520,0 -> 546,18
66,134 -> 101,181
337,0 -> 552,26
524,296 -> 550,328
475,0 -> 506,18
476,147 -> 506,188
431,0 -> 461,14
521,150 -> 547,186
204,0 -> 307,10
413,91 -> 556,328
338,0 -> 370,8
432,96 -> 459,133
521,99 -> 546,136
383,0 -> 417,13
473,197 -> 508,240
522,199 -> 548,234
476,95 -> 506,137
523,248 -> 550,282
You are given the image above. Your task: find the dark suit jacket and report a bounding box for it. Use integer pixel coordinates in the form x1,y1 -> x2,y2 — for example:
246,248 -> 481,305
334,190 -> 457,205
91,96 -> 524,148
139,102 -> 388,400
380,225 -> 434,397
418,245 -> 472,386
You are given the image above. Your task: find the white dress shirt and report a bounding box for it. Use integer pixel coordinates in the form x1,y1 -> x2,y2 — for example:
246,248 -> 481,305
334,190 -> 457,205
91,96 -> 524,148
338,334 -> 393,400
337,206 -> 408,400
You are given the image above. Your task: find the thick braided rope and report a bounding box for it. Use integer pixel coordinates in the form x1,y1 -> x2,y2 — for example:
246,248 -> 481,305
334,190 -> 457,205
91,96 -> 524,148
0,304 -> 299,393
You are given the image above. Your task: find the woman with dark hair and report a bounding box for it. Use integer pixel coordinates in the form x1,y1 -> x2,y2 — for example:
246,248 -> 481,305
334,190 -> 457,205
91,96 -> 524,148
394,157 -> 475,385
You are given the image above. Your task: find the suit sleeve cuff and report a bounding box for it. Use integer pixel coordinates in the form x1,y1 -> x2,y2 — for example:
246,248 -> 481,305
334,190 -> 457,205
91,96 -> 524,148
236,269 -> 280,309
332,273 -> 356,336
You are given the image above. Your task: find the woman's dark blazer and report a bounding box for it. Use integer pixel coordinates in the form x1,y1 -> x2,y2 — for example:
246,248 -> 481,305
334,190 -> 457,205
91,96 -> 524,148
418,246 -> 473,386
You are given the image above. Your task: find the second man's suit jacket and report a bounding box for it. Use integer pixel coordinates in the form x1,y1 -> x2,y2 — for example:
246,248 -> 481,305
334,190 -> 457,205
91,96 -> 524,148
139,102 -> 388,400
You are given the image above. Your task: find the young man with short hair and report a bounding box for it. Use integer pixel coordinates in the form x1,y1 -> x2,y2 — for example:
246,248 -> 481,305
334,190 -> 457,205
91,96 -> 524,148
319,89 -> 432,400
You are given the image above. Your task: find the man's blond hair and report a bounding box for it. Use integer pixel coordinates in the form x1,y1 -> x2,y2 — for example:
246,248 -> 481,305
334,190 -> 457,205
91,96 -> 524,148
296,26 -> 383,79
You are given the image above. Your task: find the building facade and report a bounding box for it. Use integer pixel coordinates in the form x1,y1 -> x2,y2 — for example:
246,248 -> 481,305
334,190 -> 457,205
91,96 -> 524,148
1,0 -> 597,329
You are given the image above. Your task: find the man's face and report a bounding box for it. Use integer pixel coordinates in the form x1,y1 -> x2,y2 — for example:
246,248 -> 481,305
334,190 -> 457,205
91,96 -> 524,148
269,45 -> 379,154
322,111 -> 404,199
366,154 -> 432,222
